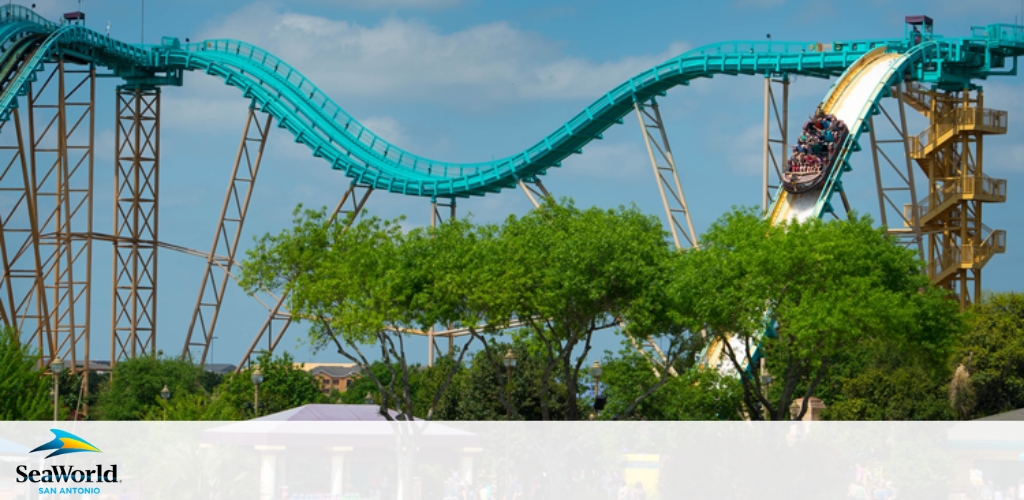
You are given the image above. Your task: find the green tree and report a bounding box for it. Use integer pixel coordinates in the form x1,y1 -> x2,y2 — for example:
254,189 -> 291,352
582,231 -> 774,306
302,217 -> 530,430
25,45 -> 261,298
821,366 -> 955,420
240,208 -> 481,420
473,200 -> 674,420
217,351 -> 325,417
433,338 -> 580,420
954,292 -> 1024,418
143,391 -> 239,421
686,208 -> 961,420
335,357 -> 467,419
92,356 -> 214,420
0,327 -> 52,420
598,344 -> 743,420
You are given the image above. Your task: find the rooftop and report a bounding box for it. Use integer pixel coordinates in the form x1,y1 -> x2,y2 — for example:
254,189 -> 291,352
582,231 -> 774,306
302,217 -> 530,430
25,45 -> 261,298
308,365 -> 360,378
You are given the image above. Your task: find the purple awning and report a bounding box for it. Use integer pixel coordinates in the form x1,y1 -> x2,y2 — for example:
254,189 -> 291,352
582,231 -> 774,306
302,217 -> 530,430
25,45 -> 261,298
905,15 -> 933,26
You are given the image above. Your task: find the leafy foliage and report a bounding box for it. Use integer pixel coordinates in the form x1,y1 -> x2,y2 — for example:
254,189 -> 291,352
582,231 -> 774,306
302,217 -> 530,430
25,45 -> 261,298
437,338 -> 583,420
598,344 -> 743,420
0,327 -> 52,420
144,392 -> 238,421
240,208 -> 479,419
470,200 -> 674,420
92,356 -> 216,420
217,351 -> 326,418
955,292 -> 1024,418
821,365 -> 955,420
684,208 -> 961,420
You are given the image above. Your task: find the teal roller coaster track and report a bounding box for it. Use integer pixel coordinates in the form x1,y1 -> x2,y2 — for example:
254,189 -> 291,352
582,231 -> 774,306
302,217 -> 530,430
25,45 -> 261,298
3,6 -> 1023,199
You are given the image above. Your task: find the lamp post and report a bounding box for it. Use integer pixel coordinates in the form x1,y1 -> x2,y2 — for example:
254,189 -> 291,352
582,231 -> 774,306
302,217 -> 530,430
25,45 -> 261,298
760,357 -> 772,420
364,392 -> 374,405
251,367 -> 264,418
590,361 -> 603,418
51,358 -> 64,422
160,385 -> 170,401
502,349 -> 516,419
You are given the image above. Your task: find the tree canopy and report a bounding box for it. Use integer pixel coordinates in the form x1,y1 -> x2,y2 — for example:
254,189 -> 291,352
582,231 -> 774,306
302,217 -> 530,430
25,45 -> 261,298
683,208 -> 961,420
239,199 -> 676,420
469,200 -> 676,420
92,355 -> 219,420
953,292 -> 1024,418
0,327 -> 52,420
215,351 -> 326,418
1,199 -> 1000,422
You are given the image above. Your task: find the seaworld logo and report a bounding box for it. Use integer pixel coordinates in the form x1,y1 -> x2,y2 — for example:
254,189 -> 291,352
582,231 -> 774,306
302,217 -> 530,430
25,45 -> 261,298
30,429 -> 101,458
15,430 -> 119,486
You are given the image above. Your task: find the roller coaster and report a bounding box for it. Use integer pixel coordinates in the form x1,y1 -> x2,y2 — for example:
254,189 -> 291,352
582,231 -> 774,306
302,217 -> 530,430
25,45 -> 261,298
0,6 -> 1020,396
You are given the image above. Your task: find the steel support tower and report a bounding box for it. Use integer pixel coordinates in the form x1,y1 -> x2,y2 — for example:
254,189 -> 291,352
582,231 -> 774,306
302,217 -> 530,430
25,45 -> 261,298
904,86 -> 1008,310
182,103 -> 272,365
868,84 -> 925,259
762,74 -> 789,214
111,87 -> 160,363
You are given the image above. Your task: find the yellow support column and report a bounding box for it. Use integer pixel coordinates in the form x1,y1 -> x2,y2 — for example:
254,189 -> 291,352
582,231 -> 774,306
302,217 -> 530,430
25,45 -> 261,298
905,85 -> 1007,310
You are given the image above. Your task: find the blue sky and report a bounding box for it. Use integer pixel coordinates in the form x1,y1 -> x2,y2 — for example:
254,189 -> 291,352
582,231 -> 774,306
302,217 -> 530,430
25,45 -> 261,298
22,0 -> 1024,367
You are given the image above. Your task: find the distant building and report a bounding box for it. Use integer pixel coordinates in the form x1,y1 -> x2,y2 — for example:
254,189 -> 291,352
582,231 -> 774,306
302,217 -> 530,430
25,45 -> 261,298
74,360 -> 112,373
72,360 -> 236,375
296,363 -> 360,395
204,363 -> 237,376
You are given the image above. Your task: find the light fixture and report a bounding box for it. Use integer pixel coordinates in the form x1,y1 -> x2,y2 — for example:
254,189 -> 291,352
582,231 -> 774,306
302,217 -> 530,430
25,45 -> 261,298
251,368 -> 264,386
503,349 -> 516,369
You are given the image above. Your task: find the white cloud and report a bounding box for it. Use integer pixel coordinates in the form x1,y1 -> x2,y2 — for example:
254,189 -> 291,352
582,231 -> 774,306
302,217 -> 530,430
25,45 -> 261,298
195,3 -> 690,103
559,141 -> 651,182
358,116 -> 409,146
724,125 -> 766,176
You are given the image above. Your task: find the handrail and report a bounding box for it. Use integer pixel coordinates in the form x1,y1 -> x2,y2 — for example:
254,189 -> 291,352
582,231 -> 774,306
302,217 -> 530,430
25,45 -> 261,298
907,173 -> 1007,222
927,223 -> 1006,279
177,37 -> 869,183
0,4 -> 57,29
910,107 -> 1008,157
158,36 -> 875,196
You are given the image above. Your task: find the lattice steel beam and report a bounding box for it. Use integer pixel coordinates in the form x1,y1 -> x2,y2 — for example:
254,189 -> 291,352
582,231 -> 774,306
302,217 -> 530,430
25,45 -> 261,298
518,178 -> 551,209
236,182 -> 373,372
0,107 -> 49,344
635,99 -> 697,250
19,60 -> 94,378
111,87 -> 159,364
763,74 -> 789,213
182,104 -> 272,366
427,196 -> 457,364
868,86 -> 924,260
431,197 -> 456,228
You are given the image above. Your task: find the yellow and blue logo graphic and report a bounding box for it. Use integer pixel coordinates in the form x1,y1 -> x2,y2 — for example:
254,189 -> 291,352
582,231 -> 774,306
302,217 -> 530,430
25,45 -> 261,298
30,429 -> 101,458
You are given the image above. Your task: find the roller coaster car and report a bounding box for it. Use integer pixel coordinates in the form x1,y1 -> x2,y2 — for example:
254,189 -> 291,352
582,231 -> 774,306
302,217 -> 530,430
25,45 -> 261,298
782,163 -> 829,194
781,122 -> 847,195
63,11 -> 85,21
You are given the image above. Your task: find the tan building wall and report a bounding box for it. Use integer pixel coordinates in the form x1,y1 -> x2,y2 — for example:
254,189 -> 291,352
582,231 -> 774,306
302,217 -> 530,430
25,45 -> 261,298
295,363 -> 360,395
